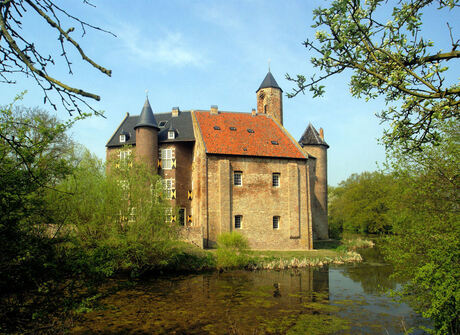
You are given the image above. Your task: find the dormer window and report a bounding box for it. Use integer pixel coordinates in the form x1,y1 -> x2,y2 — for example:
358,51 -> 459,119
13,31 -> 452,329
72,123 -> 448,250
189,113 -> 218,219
120,134 -> 126,143
159,121 -> 167,128
168,130 -> 175,140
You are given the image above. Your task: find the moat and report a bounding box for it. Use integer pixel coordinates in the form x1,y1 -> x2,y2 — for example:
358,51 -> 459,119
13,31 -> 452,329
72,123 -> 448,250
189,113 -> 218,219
71,247 -> 431,334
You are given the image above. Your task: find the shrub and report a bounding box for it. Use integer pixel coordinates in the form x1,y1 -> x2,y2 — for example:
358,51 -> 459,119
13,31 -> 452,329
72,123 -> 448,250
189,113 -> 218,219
216,232 -> 251,270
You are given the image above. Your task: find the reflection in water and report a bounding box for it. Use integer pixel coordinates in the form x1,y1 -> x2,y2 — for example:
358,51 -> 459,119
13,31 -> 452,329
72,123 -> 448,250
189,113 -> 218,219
71,258 -> 430,334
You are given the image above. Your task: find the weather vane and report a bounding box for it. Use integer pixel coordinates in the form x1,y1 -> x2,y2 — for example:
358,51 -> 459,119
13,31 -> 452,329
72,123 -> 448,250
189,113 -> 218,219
268,58 -> 271,72
145,89 -> 149,98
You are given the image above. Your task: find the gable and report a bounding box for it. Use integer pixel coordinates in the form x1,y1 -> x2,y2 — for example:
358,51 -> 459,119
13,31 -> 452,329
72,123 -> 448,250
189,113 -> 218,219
194,111 -> 306,159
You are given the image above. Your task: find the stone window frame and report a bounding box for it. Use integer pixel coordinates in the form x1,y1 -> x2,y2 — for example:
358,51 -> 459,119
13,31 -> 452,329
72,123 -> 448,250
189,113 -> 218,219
235,215 -> 243,229
160,148 -> 174,170
272,173 -> 280,187
168,130 -> 175,140
119,134 -> 126,143
233,171 -> 242,186
273,216 -> 280,229
162,178 -> 175,199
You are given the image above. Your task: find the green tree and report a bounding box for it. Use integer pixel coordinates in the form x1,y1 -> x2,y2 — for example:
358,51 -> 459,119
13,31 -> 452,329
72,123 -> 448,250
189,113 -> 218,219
288,0 -> 459,151
328,171 -> 396,235
0,100 -> 78,332
383,120 -> 459,334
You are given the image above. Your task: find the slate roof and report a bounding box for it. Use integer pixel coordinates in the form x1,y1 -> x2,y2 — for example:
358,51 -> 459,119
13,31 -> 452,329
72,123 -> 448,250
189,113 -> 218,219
134,98 -> 159,129
257,71 -> 283,92
298,123 -> 329,148
106,111 -> 195,147
194,111 -> 306,159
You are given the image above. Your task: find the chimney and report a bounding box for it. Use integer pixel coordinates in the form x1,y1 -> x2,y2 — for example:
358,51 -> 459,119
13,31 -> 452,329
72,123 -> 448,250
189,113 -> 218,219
319,128 -> 324,140
210,105 -> 218,115
172,107 -> 180,117
251,108 -> 256,116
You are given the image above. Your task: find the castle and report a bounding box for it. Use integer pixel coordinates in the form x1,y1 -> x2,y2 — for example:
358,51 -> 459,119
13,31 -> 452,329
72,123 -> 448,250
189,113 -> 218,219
106,71 -> 329,249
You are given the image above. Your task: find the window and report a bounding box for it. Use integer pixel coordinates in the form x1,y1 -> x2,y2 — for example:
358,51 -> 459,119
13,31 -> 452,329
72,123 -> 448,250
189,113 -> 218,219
128,207 -> 136,223
271,141 -> 279,145
229,127 -> 237,131
159,121 -> 167,128
119,150 -> 131,161
273,216 -> 280,229
179,208 -> 186,226
118,179 -> 129,200
168,130 -> 175,139
161,148 -> 174,169
272,173 -> 280,187
234,171 -> 242,186
235,215 -> 242,229
213,126 -> 221,130
162,178 -> 174,199
247,129 -> 254,133
120,134 -> 126,143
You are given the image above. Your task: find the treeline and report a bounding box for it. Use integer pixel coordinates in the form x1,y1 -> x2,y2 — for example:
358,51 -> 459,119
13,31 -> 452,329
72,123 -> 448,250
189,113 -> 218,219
0,103 -> 212,333
328,120 -> 459,334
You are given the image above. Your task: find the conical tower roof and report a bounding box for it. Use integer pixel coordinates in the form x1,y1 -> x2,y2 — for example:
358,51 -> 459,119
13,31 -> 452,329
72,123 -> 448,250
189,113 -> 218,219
257,71 -> 283,92
299,123 -> 329,148
134,98 -> 159,129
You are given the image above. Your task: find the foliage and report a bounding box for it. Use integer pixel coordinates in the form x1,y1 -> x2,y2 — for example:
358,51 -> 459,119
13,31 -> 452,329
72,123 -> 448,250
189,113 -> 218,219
382,120 -> 459,334
47,149 -> 179,277
0,101 -> 187,332
328,171 -> 396,234
0,0 -> 114,114
288,0 -> 459,151
216,232 -> 251,269
0,100 -> 78,332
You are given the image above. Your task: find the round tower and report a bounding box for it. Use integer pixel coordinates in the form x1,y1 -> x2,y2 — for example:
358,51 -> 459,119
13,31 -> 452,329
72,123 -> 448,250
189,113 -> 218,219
133,98 -> 159,170
299,124 -> 329,240
256,70 -> 283,125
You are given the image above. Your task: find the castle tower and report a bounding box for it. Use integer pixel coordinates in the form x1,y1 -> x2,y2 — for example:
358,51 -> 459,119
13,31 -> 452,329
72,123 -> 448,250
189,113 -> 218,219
133,98 -> 159,169
256,71 -> 283,125
299,123 -> 329,240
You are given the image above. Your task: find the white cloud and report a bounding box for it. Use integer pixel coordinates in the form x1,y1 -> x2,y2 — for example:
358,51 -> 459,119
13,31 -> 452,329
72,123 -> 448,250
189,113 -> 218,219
117,24 -> 205,67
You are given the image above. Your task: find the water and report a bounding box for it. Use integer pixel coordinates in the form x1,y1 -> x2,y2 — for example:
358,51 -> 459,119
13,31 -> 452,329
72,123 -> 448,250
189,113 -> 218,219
71,248 -> 430,334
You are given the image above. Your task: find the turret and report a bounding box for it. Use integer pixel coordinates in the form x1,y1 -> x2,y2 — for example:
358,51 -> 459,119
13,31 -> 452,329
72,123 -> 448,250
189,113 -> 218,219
134,98 -> 159,169
256,71 -> 283,125
299,123 -> 329,240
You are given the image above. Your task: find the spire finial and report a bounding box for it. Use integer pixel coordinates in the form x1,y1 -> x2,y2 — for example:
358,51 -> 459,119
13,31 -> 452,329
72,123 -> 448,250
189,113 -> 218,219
145,89 -> 149,99
268,58 -> 271,72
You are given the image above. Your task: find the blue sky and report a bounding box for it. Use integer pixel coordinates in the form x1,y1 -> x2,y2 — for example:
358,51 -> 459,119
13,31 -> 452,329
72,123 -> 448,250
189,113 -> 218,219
2,0 -> 458,185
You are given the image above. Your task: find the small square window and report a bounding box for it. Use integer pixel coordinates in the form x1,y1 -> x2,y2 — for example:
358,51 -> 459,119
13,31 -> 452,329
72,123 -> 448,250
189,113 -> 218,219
235,215 -> 242,229
273,216 -> 280,229
168,131 -> 175,139
234,171 -> 242,186
272,173 -> 280,187
120,134 -> 126,143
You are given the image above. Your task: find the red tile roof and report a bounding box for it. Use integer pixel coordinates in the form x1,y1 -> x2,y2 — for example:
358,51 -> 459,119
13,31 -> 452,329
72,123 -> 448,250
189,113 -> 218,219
194,111 -> 306,159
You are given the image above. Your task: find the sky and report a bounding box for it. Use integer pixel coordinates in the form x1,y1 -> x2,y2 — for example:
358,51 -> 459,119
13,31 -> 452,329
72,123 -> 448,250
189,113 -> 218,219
2,0 -> 458,186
